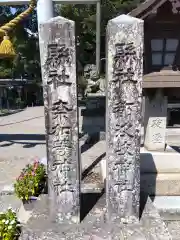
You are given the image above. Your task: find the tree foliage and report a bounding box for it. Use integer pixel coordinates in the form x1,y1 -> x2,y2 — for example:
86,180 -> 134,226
0,6 -> 40,80
0,0 -> 144,79
56,0 -> 144,69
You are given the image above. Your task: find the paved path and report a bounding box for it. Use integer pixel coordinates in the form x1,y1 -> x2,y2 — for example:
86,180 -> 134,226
0,107 -> 46,191
0,106 -> 105,192
0,106 -> 180,192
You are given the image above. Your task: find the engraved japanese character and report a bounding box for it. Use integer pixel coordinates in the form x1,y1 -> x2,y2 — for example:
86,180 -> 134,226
151,118 -> 163,128
152,133 -> 163,143
44,43 -> 73,87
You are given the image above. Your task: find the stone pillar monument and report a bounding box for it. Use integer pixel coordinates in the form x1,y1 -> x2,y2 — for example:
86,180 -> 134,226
39,16 -> 80,224
144,89 -> 167,151
106,14 -> 143,222
20,14 -> 172,240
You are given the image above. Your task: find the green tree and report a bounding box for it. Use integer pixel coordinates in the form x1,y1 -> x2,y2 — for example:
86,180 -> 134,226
55,0 -> 144,71
0,6 -> 40,80
0,1 -> 144,80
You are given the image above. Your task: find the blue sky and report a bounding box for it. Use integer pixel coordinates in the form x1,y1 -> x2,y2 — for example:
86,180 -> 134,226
10,7 -> 17,14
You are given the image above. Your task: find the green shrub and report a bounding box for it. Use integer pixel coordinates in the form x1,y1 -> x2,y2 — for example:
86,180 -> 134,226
14,160 -> 46,201
0,207 -> 20,240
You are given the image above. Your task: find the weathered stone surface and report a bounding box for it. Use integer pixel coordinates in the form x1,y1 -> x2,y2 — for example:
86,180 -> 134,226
106,14 -> 143,221
19,194 -> 172,240
39,16 -> 80,224
144,90 -> 167,151
141,173 -> 180,196
166,220 -> 180,240
154,196 -> 180,221
20,13 -> 173,240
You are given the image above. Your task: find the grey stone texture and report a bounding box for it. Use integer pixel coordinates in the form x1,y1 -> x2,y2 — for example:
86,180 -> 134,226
144,89 -> 167,151
141,173 -> 180,196
39,16 -> 80,224
19,194 -> 172,240
106,14 -> 144,221
166,221 -> 180,240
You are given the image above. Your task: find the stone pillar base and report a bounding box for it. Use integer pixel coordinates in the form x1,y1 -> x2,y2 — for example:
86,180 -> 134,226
19,194 -> 172,240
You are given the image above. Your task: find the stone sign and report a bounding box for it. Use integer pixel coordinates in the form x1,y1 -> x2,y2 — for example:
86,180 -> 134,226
19,14 -> 172,240
144,90 -> 167,151
106,14 -> 143,221
39,16 -> 80,224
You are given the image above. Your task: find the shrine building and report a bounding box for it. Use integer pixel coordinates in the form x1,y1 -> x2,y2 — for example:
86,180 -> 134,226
129,0 -> 180,126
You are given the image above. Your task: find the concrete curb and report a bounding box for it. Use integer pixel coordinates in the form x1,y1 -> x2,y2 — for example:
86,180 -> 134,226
153,196 -> 180,221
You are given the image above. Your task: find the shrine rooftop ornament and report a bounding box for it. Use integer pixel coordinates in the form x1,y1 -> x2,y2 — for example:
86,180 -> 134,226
0,0 -> 36,59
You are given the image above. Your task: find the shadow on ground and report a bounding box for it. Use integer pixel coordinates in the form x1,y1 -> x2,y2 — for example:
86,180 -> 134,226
80,191 -> 104,221
0,134 -> 46,148
81,132 -> 101,154
82,152 -> 105,180
140,152 -> 157,219
80,152 -> 158,221
170,145 -> 180,153
0,134 -> 45,141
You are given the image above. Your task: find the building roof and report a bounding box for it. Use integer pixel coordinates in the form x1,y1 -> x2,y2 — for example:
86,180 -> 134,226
129,0 -> 172,19
143,70 -> 180,88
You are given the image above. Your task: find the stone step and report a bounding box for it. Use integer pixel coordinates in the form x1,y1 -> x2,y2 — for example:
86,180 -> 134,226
140,147 -> 180,174
141,173 -> 180,196
153,196 -> 180,221
3,173 -> 180,197
101,149 -> 180,197
19,194 -> 172,240
1,194 -> 179,240
100,147 -> 180,176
